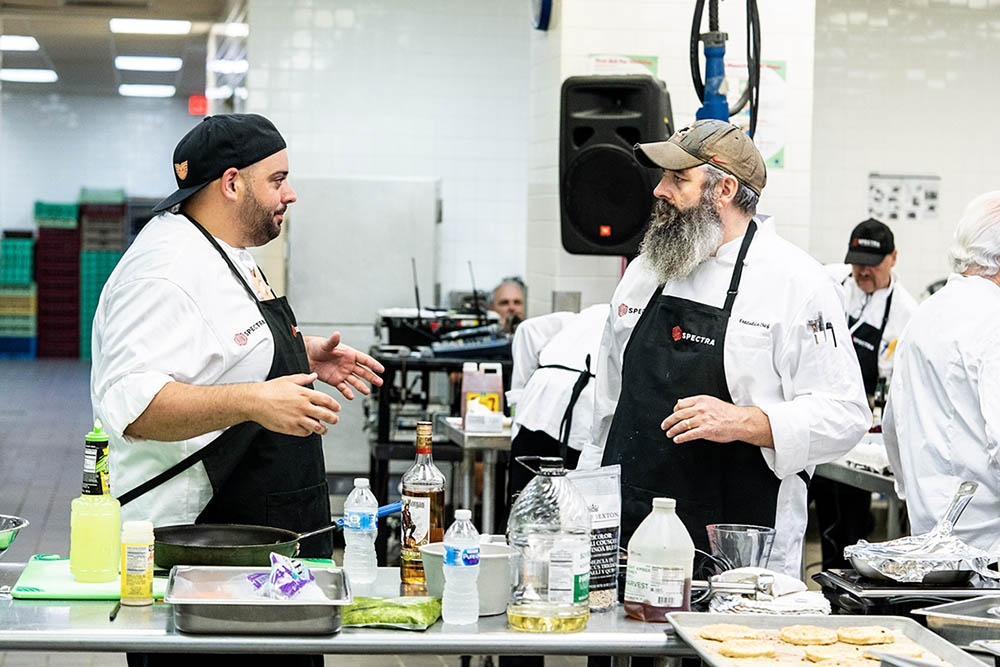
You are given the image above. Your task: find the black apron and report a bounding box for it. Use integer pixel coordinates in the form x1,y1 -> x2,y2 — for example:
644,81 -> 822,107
844,277 -> 894,397
602,221 -> 787,553
118,215 -> 332,558
536,354 -> 595,461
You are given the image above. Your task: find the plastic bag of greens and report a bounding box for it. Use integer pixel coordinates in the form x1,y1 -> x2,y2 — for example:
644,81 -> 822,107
341,596 -> 442,630
567,465 -> 622,612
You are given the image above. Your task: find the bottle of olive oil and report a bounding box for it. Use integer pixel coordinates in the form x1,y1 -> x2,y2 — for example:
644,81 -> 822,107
400,421 -> 446,586
70,420 -> 121,583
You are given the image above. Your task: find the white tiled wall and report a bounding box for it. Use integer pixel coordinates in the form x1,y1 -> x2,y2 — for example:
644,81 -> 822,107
0,93 -> 195,232
527,0 -> 817,316
244,0 -> 530,304
811,0 -> 1000,296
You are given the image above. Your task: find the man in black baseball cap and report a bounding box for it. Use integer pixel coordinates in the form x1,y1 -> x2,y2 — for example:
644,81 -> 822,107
92,116 -> 383,667
152,113 -> 287,213
812,217 -> 918,570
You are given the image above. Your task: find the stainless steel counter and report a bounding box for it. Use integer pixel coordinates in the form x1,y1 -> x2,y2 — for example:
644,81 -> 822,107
814,459 -> 905,538
0,564 -> 691,659
435,414 -> 511,532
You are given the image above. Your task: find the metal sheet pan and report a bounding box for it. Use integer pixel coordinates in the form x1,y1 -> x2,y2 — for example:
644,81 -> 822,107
913,595 -> 1000,649
666,612 -> 982,667
164,565 -> 352,635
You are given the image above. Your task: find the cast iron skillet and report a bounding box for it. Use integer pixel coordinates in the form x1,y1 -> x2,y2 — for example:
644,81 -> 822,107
153,501 -> 401,568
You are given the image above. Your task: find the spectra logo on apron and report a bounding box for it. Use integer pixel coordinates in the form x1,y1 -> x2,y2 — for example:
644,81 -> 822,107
843,276 -> 894,397
117,215 -> 332,558
602,220 -> 800,553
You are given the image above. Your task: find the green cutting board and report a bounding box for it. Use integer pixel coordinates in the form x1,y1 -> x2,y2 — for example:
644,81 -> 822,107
12,554 -> 168,600
11,554 -> 336,600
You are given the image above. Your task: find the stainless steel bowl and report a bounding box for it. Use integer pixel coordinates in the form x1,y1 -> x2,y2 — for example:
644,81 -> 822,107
0,514 -> 29,558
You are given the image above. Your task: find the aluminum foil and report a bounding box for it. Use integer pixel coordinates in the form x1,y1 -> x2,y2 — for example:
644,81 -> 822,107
844,524 -> 995,583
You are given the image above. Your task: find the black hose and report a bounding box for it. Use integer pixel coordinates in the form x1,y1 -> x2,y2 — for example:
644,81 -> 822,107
690,0 -> 706,102
709,0 -> 719,32
748,0 -> 761,138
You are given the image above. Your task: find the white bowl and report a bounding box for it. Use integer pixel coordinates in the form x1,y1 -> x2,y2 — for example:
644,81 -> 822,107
419,541 -> 512,616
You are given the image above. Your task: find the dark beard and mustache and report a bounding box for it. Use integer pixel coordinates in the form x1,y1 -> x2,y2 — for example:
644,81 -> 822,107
639,185 -> 724,284
241,186 -> 286,247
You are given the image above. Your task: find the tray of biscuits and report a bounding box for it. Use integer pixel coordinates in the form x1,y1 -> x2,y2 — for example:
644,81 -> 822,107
666,612 -> 979,666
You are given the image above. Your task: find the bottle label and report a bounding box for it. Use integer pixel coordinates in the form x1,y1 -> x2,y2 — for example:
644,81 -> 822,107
547,538 -> 590,604
400,495 -> 430,562
444,545 -> 480,567
624,563 -> 686,607
81,441 -> 109,496
120,543 -> 154,602
343,510 -> 376,531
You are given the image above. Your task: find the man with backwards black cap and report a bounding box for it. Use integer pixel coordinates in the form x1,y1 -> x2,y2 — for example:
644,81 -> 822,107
812,219 -> 918,569
91,115 -> 383,665
579,119 -> 870,580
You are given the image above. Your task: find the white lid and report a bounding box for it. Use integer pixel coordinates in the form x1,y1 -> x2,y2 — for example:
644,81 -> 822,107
462,362 -> 478,372
455,508 -> 472,521
354,478 -> 370,488
123,520 -> 154,530
653,497 -> 676,510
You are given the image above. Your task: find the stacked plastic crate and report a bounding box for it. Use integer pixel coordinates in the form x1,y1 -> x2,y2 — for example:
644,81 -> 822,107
34,201 -> 81,358
0,231 -> 37,358
79,189 -> 127,360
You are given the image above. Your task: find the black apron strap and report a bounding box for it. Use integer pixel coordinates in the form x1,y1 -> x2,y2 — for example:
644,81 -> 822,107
723,219 -> 758,312
117,423 -> 257,506
182,212 -> 261,304
555,354 -> 594,461
797,470 -> 812,488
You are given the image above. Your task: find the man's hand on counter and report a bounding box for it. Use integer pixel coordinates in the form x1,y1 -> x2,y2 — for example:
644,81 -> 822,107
661,395 -> 774,448
305,332 -> 385,400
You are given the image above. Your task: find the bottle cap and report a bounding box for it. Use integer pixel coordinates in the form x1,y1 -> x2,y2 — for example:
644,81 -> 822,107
86,418 -> 108,442
462,362 -> 478,372
536,457 -> 566,476
354,478 -> 370,488
653,497 -> 676,510
121,520 -> 154,541
455,509 -> 472,521
416,421 -> 433,437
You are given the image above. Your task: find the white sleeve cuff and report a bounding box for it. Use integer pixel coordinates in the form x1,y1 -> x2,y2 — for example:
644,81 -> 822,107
758,401 -> 809,478
99,371 -> 173,440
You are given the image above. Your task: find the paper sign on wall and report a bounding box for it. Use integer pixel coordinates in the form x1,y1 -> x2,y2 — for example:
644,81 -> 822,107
867,173 -> 940,223
587,54 -> 658,76
725,60 -> 786,169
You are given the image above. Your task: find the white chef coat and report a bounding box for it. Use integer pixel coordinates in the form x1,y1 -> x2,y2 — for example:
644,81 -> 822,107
507,304 -> 609,451
90,212 -> 276,527
883,273 -> 1000,555
826,264 -> 919,388
580,216 -> 871,578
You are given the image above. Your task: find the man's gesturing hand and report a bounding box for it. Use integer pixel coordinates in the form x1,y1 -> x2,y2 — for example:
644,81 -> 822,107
306,332 -> 385,400
254,372 -> 341,436
661,395 -> 774,448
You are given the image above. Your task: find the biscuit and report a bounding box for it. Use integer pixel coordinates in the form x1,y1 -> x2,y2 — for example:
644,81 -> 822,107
698,623 -> 760,641
862,644 -> 923,659
803,644 -> 862,662
718,639 -> 776,658
837,625 -> 894,645
779,624 -> 839,646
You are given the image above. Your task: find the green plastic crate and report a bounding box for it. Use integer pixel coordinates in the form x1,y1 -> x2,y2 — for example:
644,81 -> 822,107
0,314 -> 37,337
1,237 -> 34,284
78,188 -> 126,204
34,201 -> 79,221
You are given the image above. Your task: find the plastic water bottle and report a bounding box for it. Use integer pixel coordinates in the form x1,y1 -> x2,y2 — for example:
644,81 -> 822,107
442,508 -> 480,625
342,478 -> 378,585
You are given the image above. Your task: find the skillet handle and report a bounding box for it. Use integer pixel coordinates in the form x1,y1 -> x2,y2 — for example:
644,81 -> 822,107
296,502 -> 403,542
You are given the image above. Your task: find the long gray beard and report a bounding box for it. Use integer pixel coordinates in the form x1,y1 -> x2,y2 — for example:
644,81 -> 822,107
639,192 -> 724,284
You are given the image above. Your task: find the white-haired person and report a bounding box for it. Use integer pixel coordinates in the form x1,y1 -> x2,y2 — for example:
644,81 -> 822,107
884,190 -> 1000,553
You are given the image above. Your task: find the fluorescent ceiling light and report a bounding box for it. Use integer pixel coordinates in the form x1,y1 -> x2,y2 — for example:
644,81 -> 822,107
208,59 -> 249,75
0,68 -> 57,83
0,35 -> 40,51
223,23 -> 249,38
109,18 -> 191,35
205,85 -> 233,100
115,56 -> 183,72
119,84 -> 176,97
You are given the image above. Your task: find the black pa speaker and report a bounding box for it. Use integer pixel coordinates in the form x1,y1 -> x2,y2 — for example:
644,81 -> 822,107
560,75 -> 673,256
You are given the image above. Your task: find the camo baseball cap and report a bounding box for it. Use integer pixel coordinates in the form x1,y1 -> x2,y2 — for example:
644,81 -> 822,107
633,119 -> 767,195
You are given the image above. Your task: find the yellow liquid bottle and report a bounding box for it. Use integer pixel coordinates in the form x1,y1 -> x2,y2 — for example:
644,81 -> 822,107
70,420 -> 120,583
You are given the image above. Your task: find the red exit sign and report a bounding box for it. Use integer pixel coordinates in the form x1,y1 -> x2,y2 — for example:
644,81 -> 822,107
188,95 -> 208,115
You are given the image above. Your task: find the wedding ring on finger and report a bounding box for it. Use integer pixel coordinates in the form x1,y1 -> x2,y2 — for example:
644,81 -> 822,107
685,418 -> 694,431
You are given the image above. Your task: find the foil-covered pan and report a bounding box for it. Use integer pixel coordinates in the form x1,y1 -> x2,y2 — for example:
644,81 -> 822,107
844,481 -> 998,583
